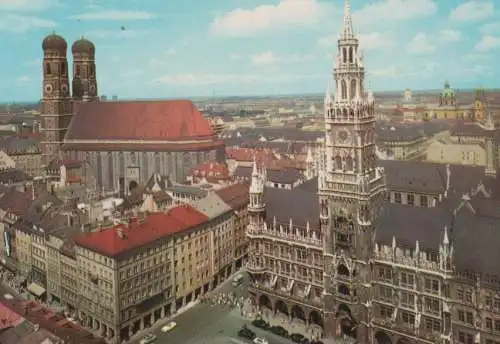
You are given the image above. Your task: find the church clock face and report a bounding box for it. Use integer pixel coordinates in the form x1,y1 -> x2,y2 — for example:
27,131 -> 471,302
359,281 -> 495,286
61,83 -> 69,95
44,83 -> 53,95
338,130 -> 349,143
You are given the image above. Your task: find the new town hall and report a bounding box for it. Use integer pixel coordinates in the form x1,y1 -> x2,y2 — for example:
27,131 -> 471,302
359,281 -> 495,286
245,1 -> 500,344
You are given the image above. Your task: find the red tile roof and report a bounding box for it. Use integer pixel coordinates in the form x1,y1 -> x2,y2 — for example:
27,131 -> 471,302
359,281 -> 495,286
73,206 -> 209,256
0,301 -> 23,330
226,148 -> 276,164
189,162 -> 230,180
215,182 -> 250,209
66,100 -> 215,141
61,140 -> 224,152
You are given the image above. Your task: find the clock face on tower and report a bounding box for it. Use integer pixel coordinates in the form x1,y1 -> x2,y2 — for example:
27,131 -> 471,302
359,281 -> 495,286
338,130 -> 349,143
44,83 -> 53,95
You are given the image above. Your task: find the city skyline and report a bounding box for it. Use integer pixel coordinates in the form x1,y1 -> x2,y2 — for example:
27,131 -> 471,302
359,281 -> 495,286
0,0 -> 498,102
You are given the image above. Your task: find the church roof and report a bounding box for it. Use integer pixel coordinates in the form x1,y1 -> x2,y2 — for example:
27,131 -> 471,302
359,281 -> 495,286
65,100 -> 216,142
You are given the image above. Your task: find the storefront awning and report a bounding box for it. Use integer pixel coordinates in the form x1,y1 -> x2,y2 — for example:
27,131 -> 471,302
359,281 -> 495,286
27,283 -> 46,297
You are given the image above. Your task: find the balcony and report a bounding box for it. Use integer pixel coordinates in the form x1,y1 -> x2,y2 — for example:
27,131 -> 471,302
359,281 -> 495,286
246,228 -> 322,248
246,261 -> 266,274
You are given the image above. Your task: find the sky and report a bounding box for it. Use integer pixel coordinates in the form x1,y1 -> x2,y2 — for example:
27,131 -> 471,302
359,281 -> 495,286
0,0 -> 498,101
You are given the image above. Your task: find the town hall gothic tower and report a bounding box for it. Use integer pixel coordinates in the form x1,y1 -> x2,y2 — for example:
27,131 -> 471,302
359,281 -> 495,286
318,0 -> 387,342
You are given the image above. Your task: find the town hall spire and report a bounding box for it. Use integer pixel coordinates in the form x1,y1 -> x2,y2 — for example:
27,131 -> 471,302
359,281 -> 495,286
341,0 -> 354,39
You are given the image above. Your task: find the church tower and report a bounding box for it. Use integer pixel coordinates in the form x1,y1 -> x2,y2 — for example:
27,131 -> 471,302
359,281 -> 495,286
41,33 -> 72,165
71,37 -> 98,101
319,0 -> 386,342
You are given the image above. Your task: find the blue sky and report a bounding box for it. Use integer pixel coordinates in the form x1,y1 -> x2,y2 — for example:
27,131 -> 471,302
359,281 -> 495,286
0,0 -> 498,101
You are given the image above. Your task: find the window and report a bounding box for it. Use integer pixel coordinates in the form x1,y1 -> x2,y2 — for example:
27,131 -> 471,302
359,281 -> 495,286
465,290 -> 472,303
420,195 -> 428,207
466,312 -> 473,325
495,320 -> 500,332
401,291 -> 415,308
457,289 -> 463,301
401,311 -> 415,326
458,310 -> 465,322
407,194 -> 414,206
424,278 -> 439,294
458,332 -> 473,344
394,192 -> 402,204
378,267 -> 392,282
425,318 -> 441,332
378,286 -> 392,301
400,272 -> 414,288
424,297 -> 440,315
486,318 -> 492,330
485,295 -> 492,307
380,305 -> 392,318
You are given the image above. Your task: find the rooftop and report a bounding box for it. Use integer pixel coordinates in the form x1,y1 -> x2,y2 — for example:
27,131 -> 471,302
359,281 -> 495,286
73,205 -> 208,256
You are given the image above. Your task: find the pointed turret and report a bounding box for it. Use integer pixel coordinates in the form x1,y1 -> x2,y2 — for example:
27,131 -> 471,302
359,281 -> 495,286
341,0 -> 354,39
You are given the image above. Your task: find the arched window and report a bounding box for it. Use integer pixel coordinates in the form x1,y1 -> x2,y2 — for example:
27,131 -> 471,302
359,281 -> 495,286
45,63 -> 51,75
348,47 -> 353,63
345,156 -> 353,170
350,79 -> 357,100
337,264 -> 349,277
335,155 -> 342,170
343,48 -> 347,63
90,64 -> 95,77
338,284 -> 350,296
341,80 -> 347,100
61,62 -> 66,75
75,65 -> 81,77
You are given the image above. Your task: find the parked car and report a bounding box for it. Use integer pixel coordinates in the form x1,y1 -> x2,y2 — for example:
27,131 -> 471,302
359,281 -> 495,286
269,325 -> 288,337
3,294 -> 13,300
238,326 -> 256,340
253,337 -> 269,344
252,319 -> 269,329
139,334 -> 156,344
161,321 -> 177,333
311,341 -> 324,344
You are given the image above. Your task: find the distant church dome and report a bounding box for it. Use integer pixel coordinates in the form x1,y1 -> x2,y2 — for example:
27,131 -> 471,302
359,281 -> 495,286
42,33 -> 67,51
72,37 -> 95,55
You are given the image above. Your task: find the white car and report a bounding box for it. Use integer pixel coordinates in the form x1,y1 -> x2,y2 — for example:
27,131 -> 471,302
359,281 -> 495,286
139,334 -> 157,344
3,294 -> 13,300
253,337 -> 269,344
161,321 -> 177,333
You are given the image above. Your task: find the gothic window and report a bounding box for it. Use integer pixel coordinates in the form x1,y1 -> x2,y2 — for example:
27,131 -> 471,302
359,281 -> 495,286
335,155 -> 342,170
341,80 -> 347,100
348,47 -> 353,63
61,62 -> 67,76
90,64 -> 95,77
130,152 -> 137,165
343,108 -> 348,118
75,65 -> 81,77
342,48 -> 347,63
338,284 -> 350,296
154,153 -> 161,173
45,63 -> 51,75
345,156 -> 353,171
350,79 -> 357,100
337,264 -> 349,277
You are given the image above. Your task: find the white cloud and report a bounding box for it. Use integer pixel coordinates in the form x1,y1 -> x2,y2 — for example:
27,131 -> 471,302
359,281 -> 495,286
440,29 -> 461,42
407,33 -> 435,55
85,29 -> 148,39
210,0 -> 330,37
359,32 -> 396,50
317,32 -> 395,51
369,67 -> 401,78
0,0 -> 56,11
480,22 -> 500,34
475,35 -> 500,52
252,51 -> 280,66
15,76 -> 32,85
69,10 -> 155,21
0,14 -> 56,33
354,0 -> 437,25
154,73 -> 320,86
449,1 -> 494,22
